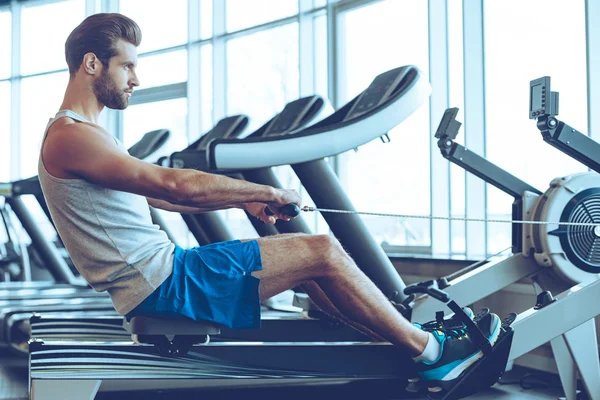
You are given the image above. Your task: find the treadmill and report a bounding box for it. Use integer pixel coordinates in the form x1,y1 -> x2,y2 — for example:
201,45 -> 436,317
30,65 -> 457,399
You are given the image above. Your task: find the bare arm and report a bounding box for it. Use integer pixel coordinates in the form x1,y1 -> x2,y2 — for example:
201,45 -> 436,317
146,197 -> 246,214
146,199 -> 282,224
43,123 -> 299,211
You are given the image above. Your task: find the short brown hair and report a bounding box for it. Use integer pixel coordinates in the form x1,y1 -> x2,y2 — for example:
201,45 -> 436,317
65,13 -> 142,76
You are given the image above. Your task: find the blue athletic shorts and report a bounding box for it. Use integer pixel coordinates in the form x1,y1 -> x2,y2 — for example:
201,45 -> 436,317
126,240 -> 263,329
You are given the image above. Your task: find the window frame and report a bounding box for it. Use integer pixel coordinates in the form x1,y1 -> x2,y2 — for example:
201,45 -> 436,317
3,0 -> 598,259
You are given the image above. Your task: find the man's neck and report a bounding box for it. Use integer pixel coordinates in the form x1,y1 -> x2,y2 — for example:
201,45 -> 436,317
59,77 -> 105,125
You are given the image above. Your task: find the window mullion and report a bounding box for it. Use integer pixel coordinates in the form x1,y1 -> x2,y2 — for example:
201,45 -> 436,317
10,0 -> 20,180
587,0 -> 600,142
463,0 -> 487,257
188,0 -> 201,144
298,0 -> 313,96
212,0 -> 226,121
428,0 -> 450,256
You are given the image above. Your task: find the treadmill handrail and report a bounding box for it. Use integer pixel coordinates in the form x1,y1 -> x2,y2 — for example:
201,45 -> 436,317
208,66 -> 431,171
170,97 -> 329,171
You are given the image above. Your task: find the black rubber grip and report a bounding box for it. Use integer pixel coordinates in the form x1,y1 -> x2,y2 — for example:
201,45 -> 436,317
428,287 -> 451,303
265,204 -> 300,217
404,280 -> 450,303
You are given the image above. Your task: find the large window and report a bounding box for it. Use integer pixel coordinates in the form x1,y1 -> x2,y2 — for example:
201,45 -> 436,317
200,44 -> 213,134
20,71 -> 70,179
20,0 -> 85,76
122,97 -> 188,159
226,0 -> 298,32
226,23 -> 299,132
338,0 -> 430,248
484,0 -> 587,253
4,0 -> 597,259
199,0 -> 213,39
0,10 -> 10,80
314,14 -> 328,100
0,82 -> 9,182
119,0 -> 188,54
136,50 -> 188,90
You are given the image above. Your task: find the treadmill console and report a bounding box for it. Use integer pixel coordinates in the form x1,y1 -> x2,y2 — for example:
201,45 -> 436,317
529,76 -> 559,119
194,115 -> 249,150
345,67 -> 412,120
263,96 -> 322,136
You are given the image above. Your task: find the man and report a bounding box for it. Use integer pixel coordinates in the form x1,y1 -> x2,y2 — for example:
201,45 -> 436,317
39,13 -> 500,386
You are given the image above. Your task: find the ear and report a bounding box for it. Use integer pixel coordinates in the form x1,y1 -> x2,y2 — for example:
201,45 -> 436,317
82,53 -> 101,75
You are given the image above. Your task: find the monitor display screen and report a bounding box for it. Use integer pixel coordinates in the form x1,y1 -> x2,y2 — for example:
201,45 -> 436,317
531,83 -> 544,112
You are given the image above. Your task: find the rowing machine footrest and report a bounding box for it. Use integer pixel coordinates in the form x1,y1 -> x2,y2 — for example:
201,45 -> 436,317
425,312 -> 517,400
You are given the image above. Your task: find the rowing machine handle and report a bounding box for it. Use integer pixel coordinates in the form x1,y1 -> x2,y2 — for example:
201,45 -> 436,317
265,204 -> 301,217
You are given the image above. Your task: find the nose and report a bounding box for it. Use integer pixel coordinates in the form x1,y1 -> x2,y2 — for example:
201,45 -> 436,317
129,71 -> 140,88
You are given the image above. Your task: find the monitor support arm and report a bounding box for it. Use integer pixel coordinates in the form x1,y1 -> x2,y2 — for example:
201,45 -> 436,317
436,108 -> 541,198
535,117 -> 600,174
530,76 -> 600,173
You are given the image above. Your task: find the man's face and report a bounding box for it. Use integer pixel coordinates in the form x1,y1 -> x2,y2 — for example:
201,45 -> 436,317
93,40 -> 139,110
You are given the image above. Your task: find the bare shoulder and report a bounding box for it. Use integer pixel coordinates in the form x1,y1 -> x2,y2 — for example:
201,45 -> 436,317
41,116 -> 171,197
46,117 -> 112,145
43,117 -> 117,179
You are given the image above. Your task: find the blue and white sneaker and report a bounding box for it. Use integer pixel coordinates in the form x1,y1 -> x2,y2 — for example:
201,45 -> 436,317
416,313 -> 502,392
407,307 -> 488,392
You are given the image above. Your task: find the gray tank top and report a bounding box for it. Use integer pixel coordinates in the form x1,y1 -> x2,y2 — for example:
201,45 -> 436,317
38,110 -> 175,315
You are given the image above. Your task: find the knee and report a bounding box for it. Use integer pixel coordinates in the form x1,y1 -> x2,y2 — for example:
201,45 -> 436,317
312,234 -> 348,273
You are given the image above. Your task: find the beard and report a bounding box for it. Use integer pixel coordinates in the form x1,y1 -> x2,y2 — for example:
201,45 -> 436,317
93,68 -> 128,110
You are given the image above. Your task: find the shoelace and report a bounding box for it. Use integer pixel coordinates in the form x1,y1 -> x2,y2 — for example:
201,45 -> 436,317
420,315 -> 468,332
420,320 -> 451,331
444,327 -> 469,340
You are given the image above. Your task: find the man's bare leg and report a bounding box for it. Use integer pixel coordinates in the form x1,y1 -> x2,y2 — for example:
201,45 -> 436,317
299,281 -> 387,341
251,233 -> 428,356
248,233 -> 385,341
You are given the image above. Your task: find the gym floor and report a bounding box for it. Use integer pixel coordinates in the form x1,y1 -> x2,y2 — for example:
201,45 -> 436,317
1,351 -> 572,400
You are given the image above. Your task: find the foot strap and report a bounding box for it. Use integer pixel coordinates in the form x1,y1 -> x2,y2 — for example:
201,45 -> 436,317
446,301 -> 493,357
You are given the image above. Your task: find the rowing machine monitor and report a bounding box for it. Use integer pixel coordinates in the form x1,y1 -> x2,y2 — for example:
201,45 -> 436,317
529,76 -> 559,119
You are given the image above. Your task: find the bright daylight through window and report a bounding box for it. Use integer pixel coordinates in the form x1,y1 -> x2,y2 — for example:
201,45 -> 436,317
20,0 -> 85,75
484,0 -> 587,254
339,0 -> 430,249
